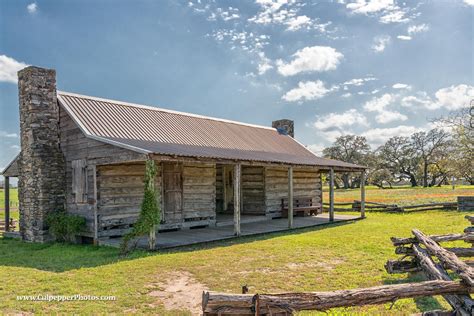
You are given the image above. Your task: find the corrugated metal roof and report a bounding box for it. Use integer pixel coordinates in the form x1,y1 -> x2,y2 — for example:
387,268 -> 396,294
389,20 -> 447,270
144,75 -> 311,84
57,91 -> 365,169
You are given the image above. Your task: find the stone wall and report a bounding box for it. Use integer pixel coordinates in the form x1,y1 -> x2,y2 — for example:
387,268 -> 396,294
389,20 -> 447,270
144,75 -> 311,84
18,66 -> 66,242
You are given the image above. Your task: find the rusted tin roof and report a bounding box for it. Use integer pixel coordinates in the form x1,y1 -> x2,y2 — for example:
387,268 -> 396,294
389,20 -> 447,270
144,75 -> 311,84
57,91 -> 365,169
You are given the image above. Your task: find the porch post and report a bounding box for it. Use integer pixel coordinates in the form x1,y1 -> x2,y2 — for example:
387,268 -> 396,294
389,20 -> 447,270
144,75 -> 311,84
329,168 -> 334,222
360,170 -> 366,219
4,176 -> 10,232
92,165 -> 99,245
233,163 -> 241,236
288,166 -> 294,228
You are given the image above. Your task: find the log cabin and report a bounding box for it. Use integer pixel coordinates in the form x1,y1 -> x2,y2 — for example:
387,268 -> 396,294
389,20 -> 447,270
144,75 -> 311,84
2,66 -> 366,246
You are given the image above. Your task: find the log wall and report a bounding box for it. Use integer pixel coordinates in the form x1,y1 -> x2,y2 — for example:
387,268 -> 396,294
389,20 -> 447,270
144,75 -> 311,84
265,166 -> 321,218
59,106 -> 146,237
242,166 -> 265,215
182,162 -> 217,227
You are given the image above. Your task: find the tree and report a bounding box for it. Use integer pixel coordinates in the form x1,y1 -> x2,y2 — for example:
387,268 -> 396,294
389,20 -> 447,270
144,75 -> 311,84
323,135 -> 371,188
411,129 -> 450,187
121,159 -> 161,254
378,136 -> 420,187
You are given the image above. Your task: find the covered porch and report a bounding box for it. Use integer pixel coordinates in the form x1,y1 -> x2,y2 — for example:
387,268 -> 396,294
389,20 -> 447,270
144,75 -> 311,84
99,212 -> 361,249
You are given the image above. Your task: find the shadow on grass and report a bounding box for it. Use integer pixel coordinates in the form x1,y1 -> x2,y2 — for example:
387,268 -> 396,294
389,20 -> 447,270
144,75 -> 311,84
0,219 -> 358,272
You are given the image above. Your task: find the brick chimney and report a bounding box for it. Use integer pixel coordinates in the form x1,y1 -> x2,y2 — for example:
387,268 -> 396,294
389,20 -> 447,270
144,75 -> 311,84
272,119 -> 294,137
17,66 -> 65,242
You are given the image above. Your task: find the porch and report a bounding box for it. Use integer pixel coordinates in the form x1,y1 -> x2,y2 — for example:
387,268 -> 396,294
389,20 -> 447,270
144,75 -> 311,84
99,213 -> 361,249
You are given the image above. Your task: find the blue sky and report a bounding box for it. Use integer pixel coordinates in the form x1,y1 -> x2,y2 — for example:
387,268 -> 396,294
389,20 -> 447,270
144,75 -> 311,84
0,0 -> 473,171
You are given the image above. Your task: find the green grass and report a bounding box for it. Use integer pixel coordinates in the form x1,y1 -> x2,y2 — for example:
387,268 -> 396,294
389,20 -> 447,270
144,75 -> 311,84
0,188 -> 19,223
0,186 -> 473,314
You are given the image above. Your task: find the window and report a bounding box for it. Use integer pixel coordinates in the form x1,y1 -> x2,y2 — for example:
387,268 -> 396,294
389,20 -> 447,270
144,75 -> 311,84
72,159 -> 88,203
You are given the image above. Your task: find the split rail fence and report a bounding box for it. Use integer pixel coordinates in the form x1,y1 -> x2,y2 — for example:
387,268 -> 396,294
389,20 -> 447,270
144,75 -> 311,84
202,216 -> 474,315
322,201 -> 458,213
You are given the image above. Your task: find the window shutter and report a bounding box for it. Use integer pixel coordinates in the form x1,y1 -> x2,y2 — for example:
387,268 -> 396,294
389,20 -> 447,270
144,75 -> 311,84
72,159 -> 88,203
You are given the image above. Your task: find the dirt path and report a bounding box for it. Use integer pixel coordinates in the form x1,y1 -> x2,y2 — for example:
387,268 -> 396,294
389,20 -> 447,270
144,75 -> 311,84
148,271 -> 208,315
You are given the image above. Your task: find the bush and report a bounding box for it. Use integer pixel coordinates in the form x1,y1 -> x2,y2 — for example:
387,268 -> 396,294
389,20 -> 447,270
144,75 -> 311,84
47,210 -> 86,243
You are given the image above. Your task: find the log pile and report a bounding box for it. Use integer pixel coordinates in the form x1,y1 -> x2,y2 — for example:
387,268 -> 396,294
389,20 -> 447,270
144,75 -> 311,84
386,216 -> 474,315
351,201 -> 458,213
202,217 -> 474,315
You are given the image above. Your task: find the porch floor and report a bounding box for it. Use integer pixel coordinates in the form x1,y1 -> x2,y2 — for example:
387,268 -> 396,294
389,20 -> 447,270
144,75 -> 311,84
99,213 -> 362,250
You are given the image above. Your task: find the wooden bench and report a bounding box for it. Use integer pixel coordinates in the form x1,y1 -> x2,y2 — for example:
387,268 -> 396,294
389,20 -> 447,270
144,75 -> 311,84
281,197 -> 322,218
0,219 -> 17,231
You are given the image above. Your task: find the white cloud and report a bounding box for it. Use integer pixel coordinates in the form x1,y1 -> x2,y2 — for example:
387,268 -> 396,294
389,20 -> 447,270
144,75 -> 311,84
276,46 -> 343,76
27,2 -> 37,14
401,94 -> 434,109
307,143 -> 326,155
10,145 -> 20,150
282,80 -> 337,102
207,7 -> 240,21
371,35 -> 390,52
285,15 -> 312,31
397,35 -> 412,41
0,55 -> 29,83
343,77 -> 377,87
434,84 -> 474,110
209,29 -> 270,53
363,93 -> 407,123
313,109 -> 369,131
346,0 -> 395,14
257,52 -> 273,75
379,10 -> 409,23
408,24 -> 429,35
464,0 -> 474,6
363,93 -> 394,112
341,92 -> 352,98
375,110 -> 408,124
0,131 -> 19,138
362,125 -> 424,146
392,83 -> 411,89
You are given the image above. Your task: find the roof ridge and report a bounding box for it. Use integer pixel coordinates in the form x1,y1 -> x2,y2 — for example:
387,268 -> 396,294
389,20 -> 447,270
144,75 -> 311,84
57,90 -> 276,131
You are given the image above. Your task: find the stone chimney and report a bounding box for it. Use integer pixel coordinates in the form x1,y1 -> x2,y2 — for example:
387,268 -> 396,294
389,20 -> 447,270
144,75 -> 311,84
272,119 -> 294,137
17,66 -> 65,242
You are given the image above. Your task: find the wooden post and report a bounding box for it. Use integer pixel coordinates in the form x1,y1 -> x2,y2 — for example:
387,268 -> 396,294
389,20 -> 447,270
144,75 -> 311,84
92,166 -> 98,245
234,163 -> 241,236
288,166 -> 294,228
4,176 -> 10,232
360,171 -> 366,219
329,168 -> 334,222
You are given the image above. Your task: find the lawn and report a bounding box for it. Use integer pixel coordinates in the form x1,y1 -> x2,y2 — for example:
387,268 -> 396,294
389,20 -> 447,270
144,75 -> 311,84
0,188 -> 19,224
0,186 -> 473,315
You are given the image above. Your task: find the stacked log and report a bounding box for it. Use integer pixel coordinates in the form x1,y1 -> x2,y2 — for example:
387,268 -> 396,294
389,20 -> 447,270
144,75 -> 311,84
458,197 -> 474,211
385,217 -> 474,315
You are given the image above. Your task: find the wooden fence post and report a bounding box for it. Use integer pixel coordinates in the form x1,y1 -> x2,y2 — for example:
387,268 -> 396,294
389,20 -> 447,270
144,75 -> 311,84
234,163 -> 241,236
288,166 -> 294,228
329,168 -> 334,222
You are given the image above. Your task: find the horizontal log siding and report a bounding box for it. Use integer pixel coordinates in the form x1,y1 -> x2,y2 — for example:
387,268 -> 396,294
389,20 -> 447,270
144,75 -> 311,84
242,166 -> 265,215
182,163 -> 216,223
59,107 -> 146,235
265,166 -> 321,218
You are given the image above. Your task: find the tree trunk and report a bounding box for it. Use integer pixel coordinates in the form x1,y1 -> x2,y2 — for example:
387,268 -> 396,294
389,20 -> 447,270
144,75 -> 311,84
423,161 -> 429,187
202,281 -> 471,315
409,173 -> 418,187
342,173 -> 350,189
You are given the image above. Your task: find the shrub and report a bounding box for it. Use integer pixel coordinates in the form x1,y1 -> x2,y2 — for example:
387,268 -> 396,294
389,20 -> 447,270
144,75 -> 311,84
47,210 -> 86,243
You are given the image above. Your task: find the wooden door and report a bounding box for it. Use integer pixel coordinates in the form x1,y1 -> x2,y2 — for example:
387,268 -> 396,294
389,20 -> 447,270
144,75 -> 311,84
163,163 -> 183,223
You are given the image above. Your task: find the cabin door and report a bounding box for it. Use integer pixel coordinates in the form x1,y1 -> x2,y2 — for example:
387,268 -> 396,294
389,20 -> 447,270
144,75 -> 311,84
162,162 -> 183,224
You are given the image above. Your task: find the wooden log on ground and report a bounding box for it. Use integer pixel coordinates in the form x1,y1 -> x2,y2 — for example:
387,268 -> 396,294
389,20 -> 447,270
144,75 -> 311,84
402,202 -> 458,210
202,281 -> 471,315
412,244 -> 474,315
385,259 -> 420,273
391,233 -> 474,246
465,227 -> 474,234
395,245 -> 474,258
413,229 -> 474,287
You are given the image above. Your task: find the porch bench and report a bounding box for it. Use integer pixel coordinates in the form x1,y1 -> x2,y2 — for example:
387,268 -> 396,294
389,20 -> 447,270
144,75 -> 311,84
281,197 -> 322,218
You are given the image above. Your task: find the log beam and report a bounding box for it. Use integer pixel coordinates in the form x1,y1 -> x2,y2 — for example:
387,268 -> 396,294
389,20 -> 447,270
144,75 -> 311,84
391,233 -> 474,246
395,245 -> 474,258
202,280 -> 472,315
412,229 -> 474,287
